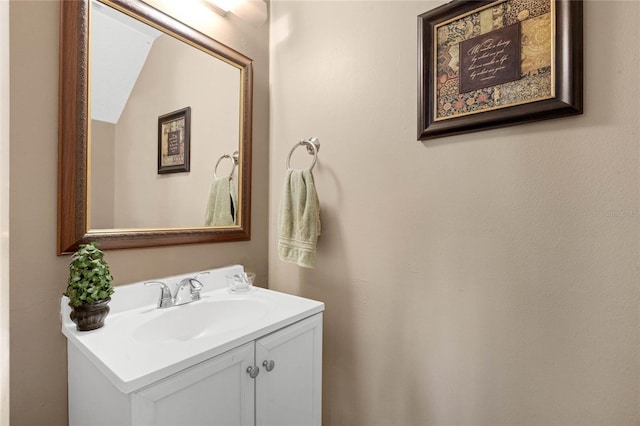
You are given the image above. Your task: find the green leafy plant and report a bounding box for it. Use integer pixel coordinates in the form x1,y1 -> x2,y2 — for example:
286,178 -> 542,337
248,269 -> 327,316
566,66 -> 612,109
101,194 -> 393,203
64,242 -> 114,307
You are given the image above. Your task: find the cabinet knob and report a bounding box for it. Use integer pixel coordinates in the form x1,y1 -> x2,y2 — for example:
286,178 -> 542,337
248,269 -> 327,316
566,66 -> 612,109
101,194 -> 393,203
262,360 -> 275,372
246,365 -> 260,378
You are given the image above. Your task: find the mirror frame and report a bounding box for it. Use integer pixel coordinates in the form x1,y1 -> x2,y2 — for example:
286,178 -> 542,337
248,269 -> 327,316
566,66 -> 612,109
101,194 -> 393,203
58,0 -> 253,255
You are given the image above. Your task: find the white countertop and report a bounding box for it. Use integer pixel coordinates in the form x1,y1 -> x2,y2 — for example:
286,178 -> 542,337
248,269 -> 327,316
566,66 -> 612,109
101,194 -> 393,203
61,265 -> 324,394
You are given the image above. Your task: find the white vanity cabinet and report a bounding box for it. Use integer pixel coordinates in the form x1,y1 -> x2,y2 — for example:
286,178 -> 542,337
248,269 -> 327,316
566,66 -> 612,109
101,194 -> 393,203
62,267 -> 324,426
130,314 -> 323,426
255,314 -> 322,426
131,342 -> 255,426
67,311 -> 323,426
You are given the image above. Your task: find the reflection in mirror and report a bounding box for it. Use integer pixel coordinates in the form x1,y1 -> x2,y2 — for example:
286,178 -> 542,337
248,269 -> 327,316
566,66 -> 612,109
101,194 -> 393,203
89,1 -> 241,229
58,0 -> 253,254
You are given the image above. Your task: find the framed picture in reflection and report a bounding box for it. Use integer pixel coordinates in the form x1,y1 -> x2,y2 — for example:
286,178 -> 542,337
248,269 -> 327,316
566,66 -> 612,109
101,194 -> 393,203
158,106 -> 191,174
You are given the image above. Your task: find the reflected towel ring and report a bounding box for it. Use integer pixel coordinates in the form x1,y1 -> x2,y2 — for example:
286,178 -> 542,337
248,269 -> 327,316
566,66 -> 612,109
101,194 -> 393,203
214,151 -> 238,179
286,138 -> 320,170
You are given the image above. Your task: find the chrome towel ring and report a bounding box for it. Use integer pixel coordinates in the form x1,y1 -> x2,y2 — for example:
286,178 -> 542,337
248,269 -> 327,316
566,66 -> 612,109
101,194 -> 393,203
214,151 -> 239,179
286,138 -> 320,170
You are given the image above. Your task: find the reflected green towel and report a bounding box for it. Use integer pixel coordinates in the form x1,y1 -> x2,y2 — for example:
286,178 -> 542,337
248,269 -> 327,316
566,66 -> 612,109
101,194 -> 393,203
204,177 -> 237,227
278,169 -> 321,268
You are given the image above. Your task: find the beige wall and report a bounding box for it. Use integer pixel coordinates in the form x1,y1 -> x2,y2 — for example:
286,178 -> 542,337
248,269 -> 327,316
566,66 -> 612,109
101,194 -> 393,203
9,1 -> 269,425
269,1 -> 639,425
0,0 -> 9,422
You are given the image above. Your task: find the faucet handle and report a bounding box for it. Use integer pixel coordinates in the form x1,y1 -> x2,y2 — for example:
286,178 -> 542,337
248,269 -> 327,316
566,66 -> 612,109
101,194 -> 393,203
145,281 -> 172,308
189,278 -> 204,289
173,277 -> 205,305
193,271 -> 210,282
188,278 -> 204,301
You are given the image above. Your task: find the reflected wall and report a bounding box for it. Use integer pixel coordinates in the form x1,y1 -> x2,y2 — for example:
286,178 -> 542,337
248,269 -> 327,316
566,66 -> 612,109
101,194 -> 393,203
90,32 -> 240,229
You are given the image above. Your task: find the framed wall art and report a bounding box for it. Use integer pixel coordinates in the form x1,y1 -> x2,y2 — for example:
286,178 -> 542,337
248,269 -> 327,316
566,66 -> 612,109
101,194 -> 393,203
418,0 -> 582,140
158,106 -> 191,173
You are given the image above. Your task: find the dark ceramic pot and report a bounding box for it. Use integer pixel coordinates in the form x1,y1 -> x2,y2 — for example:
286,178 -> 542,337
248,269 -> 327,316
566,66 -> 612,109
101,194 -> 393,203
69,297 -> 111,331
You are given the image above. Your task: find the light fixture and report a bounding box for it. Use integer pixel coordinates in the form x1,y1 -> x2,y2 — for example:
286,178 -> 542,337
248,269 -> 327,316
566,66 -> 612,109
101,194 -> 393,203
205,0 -> 240,16
204,0 -> 267,23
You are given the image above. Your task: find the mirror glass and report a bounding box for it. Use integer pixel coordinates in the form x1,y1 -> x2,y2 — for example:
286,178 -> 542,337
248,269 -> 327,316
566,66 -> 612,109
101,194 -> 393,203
89,1 -> 240,229
58,0 -> 253,254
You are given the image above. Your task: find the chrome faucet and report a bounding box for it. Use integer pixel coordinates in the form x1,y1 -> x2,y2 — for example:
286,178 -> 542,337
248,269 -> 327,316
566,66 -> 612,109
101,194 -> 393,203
145,281 -> 173,308
173,277 -> 204,305
145,272 -> 209,309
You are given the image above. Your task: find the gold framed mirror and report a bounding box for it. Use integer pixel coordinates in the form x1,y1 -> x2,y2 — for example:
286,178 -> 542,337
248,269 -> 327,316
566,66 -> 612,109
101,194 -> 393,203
58,0 -> 253,255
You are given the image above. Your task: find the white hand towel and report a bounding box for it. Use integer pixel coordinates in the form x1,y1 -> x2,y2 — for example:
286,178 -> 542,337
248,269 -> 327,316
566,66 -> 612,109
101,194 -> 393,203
204,177 -> 236,227
278,169 -> 321,268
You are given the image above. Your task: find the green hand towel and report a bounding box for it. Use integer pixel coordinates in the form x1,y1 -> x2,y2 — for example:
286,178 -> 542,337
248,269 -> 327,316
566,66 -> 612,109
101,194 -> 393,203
278,169 -> 321,268
204,177 -> 236,227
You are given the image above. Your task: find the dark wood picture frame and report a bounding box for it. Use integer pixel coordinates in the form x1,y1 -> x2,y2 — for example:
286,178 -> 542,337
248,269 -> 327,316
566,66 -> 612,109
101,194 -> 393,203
418,0 -> 583,141
158,107 -> 191,174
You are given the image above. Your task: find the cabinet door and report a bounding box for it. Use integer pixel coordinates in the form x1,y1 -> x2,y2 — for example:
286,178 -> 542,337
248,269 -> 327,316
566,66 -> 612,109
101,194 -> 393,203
132,342 -> 255,426
255,313 -> 323,426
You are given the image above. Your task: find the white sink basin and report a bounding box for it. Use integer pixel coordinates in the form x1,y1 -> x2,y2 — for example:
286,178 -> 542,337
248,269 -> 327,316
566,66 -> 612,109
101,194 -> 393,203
133,296 -> 271,343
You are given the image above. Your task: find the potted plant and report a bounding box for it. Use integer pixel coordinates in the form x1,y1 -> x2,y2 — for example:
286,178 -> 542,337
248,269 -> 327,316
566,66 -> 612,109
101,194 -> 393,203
64,242 -> 115,331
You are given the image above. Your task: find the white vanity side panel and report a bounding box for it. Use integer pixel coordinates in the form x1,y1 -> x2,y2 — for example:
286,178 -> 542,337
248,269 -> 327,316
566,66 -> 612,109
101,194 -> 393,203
132,342 -> 255,426
68,342 -> 131,426
255,313 -> 323,426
